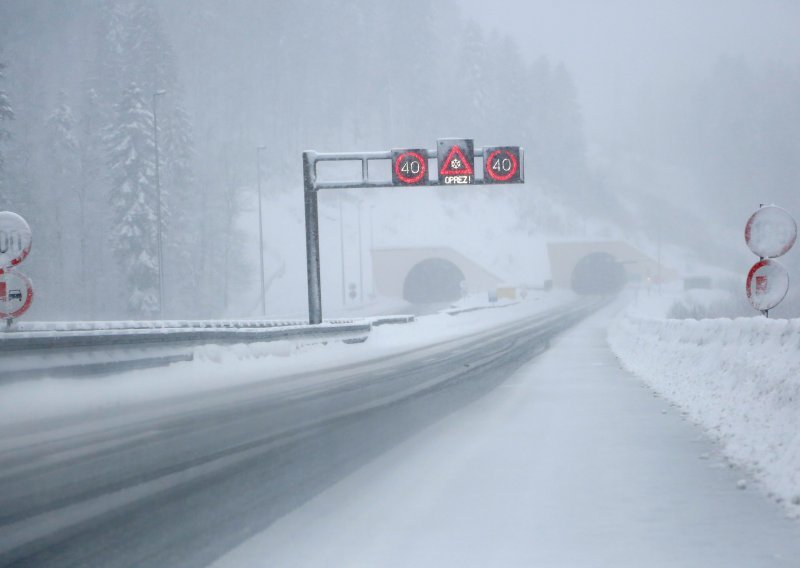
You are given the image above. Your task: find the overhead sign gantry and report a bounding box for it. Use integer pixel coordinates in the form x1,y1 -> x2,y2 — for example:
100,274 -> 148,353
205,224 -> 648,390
302,138 -> 525,324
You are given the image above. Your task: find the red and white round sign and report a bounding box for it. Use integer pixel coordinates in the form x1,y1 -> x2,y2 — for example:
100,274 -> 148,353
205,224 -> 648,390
0,211 -> 33,273
745,205 -> 796,259
0,270 -> 34,319
745,259 -> 789,311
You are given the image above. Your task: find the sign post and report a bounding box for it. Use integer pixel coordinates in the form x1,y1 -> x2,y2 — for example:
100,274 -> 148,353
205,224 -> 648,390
744,205 -> 796,317
0,211 -> 34,327
303,152 -> 323,324
301,139 -> 524,324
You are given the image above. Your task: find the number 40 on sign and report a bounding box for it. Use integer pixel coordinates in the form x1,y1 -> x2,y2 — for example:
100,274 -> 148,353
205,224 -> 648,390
484,147 -> 522,183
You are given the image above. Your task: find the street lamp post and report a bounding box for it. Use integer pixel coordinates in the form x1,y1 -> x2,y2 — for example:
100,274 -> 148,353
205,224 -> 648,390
256,145 -> 267,317
152,89 -> 167,319
357,201 -> 364,303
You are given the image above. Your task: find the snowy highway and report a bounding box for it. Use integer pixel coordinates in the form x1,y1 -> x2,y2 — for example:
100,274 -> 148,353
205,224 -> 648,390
1,297 -> 798,567
214,303 -> 800,567
0,299 -> 597,567
4,2 -> 800,566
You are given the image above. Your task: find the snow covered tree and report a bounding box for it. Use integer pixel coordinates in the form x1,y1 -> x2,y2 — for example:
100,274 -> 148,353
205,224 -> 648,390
0,57 -> 13,206
89,0 -> 197,316
45,91 -> 81,305
47,92 -> 79,162
77,88 -> 110,318
457,22 -> 490,136
161,101 -> 201,316
91,0 -> 176,110
105,82 -> 162,317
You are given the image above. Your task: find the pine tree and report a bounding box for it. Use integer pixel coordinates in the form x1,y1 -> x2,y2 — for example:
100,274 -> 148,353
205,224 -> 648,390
105,82 -> 162,317
92,0 -> 177,110
45,91 -> 81,313
78,88 -> 108,318
0,57 -> 13,206
161,102 -> 200,316
89,0 -> 200,316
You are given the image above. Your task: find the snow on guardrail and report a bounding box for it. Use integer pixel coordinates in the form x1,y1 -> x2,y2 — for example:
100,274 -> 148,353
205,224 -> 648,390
6,318 -> 354,333
609,308 -> 800,517
0,317 -> 418,383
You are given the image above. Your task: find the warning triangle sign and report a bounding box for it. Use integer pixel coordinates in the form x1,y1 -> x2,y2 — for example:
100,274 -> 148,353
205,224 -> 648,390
440,145 -> 474,176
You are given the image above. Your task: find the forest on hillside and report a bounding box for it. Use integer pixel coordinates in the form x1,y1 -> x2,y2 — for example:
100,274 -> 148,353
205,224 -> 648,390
1,0 -> 799,319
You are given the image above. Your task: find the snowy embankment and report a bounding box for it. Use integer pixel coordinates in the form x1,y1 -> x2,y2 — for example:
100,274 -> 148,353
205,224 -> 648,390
609,296 -> 800,516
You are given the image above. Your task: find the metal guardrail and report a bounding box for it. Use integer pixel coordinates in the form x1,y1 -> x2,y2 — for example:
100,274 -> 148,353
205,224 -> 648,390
0,317 -> 416,383
0,322 -> 372,353
6,318 -> 356,333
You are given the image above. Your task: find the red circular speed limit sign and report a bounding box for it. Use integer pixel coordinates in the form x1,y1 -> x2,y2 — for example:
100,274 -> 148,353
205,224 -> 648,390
0,270 -> 34,319
483,147 -> 522,183
746,259 -> 789,311
0,211 -> 33,274
391,149 -> 428,186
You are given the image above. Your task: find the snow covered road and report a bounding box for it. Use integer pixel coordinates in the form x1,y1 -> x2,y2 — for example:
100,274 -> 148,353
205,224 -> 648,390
0,298 -> 596,566
214,304 -> 800,568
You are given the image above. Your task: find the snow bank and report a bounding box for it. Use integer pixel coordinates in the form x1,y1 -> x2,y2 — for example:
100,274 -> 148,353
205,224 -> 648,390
609,305 -> 800,516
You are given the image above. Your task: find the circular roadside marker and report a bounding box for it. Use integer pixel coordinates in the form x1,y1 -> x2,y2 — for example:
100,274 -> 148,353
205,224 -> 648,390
745,205 -> 796,259
0,211 -> 33,273
745,259 -> 789,311
0,270 -> 34,319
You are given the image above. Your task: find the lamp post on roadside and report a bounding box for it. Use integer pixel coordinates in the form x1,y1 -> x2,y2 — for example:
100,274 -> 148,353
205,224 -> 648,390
256,145 -> 268,317
339,196 -> 346,306
152,89 -> 167,319
357,201 -> 364,303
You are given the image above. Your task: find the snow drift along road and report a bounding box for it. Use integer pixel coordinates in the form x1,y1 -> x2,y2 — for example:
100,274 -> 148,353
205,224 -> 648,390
609,304 -> 800,517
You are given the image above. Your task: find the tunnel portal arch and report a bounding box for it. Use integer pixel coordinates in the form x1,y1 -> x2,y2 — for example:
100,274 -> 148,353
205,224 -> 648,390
403,258 -> 466,304
571,252 -> 626,295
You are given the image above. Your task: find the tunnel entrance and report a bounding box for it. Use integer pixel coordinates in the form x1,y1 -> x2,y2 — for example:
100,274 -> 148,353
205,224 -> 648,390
403,258 -> 466,304
571,252 -> 626,295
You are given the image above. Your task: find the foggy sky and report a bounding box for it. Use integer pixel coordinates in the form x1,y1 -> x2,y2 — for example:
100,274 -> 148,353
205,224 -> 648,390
460,0 -> 800,144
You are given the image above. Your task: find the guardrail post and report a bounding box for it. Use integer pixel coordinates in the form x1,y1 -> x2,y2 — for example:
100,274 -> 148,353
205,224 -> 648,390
303,151 -> 323,324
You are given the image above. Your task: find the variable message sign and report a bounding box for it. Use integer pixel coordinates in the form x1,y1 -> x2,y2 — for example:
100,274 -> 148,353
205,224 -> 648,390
391,149 -> 428,186
483,146 -> 523,183
438,138 -> 474,185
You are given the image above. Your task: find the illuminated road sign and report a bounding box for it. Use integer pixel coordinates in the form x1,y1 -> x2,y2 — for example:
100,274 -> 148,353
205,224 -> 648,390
0,211 -> 32,273
391,149 -> 428,186
0,270 -> 33,319
301,140 -> 526,324
438,139 -> 474,185
483,146 -> 523,183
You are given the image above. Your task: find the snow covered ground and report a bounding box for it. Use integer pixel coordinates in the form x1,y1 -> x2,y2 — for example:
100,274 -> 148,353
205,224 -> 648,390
0,291 -> 571,428
609,291 -> 800,518
211,302 -> 800,568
